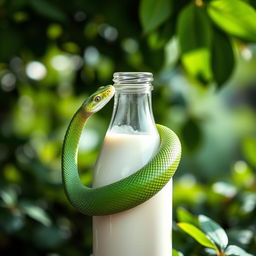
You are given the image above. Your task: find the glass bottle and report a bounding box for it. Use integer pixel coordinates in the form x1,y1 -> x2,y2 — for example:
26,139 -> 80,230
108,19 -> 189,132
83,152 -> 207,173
92,72 -> 172,256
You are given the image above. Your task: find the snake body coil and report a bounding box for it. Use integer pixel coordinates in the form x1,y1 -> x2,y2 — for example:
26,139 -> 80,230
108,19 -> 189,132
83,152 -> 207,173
62,85 -> 181,216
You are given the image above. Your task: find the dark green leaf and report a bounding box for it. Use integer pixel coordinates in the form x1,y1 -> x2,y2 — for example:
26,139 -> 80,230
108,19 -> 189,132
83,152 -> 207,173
177,207 -> 199,226
181,118 -> 202,152
177,222 -> 217,249
177,4 -> 212,53
139,0 -> 172,33
148,20 -> 175,49
225,245 -> 254,256
208,0 -> 256,42
29,0 -> 67,22
177,3 -> 212,83
211,29 -> 235,87
199,215 -> 228,250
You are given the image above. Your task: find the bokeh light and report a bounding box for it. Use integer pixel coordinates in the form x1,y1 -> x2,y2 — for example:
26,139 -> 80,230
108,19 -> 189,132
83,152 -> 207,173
26,61 -> 47,80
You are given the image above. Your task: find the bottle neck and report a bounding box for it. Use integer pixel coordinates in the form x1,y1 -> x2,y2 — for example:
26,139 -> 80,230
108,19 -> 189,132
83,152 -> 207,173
108,72 -> 157,135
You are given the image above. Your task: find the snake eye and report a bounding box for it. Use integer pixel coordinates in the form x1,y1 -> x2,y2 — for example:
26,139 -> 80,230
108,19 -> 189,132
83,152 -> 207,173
94,96 -> 101,102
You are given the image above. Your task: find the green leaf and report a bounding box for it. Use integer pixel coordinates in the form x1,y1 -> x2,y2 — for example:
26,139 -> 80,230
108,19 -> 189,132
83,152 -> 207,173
225,245 -> 254,256
29,0 -> 67,22
181,118 -> 202,152
172,249 -> 179,256
177,3 -> 212,84
208,0 -> 256,42
21,203 -> 51,226
148,20 -> 175,49
177,4 -> 212,53
242,137 -> 256,167
211,29 -> 235,87
177,207 -> 199,226
199,215 -> 228,250
139,0 -> 172,33
172,249 -> 184,256
0,188 -> 17,207
205,248 -> 218,255
177,222 -> 217,249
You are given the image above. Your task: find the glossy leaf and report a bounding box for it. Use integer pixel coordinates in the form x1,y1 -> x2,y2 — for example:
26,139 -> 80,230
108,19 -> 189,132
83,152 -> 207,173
211,29 -> 235,87
225,245 -> 254,256
177,222 -> 217,249
208,0 -> 256,42
177,3 -> 212,83
139,0 -> 172,33
199,215 -> 228,250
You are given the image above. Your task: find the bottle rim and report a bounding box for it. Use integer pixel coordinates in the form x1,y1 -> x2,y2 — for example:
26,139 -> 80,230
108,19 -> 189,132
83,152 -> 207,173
113,72 -> 153,93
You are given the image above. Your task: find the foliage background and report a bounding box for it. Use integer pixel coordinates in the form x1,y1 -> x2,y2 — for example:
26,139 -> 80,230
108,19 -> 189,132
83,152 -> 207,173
0,0 -> 255,255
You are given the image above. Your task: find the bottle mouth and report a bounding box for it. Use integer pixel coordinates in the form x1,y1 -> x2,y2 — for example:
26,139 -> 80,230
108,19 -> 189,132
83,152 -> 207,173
113,72 -> 153,93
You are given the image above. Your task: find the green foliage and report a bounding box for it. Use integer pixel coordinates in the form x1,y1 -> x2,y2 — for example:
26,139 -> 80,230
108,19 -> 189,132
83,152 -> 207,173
177,3 -> 212,84
177,212 -> 254,256
177,222 -> 217,249
181,117 -> 202,152
139,0 -> 256,87
242,137 -> 256,167
208,0 -> 256,42
172,248 -> 184,256
177,207 -> 198,226
199,215 -> 228,250
211,29 -> 235,87
139,0 -> 172,33
225,245 -> 254,256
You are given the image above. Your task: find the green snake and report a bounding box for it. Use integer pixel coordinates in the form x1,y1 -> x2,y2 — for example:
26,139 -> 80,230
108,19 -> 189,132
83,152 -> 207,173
62,85 -> 181,216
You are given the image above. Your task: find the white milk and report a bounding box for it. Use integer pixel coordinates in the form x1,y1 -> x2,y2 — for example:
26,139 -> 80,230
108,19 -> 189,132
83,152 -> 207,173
92,130 -> 172,256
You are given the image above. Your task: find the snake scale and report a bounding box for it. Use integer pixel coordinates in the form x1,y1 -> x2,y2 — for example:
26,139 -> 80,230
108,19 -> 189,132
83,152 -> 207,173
62,85 -> 181,216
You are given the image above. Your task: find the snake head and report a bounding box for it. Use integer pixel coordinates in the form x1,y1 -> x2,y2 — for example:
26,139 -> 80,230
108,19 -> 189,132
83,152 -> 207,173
82,85 -> 115,113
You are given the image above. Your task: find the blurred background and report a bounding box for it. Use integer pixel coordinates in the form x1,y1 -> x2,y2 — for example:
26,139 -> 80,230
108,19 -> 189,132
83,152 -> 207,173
0,0 -> 255,255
